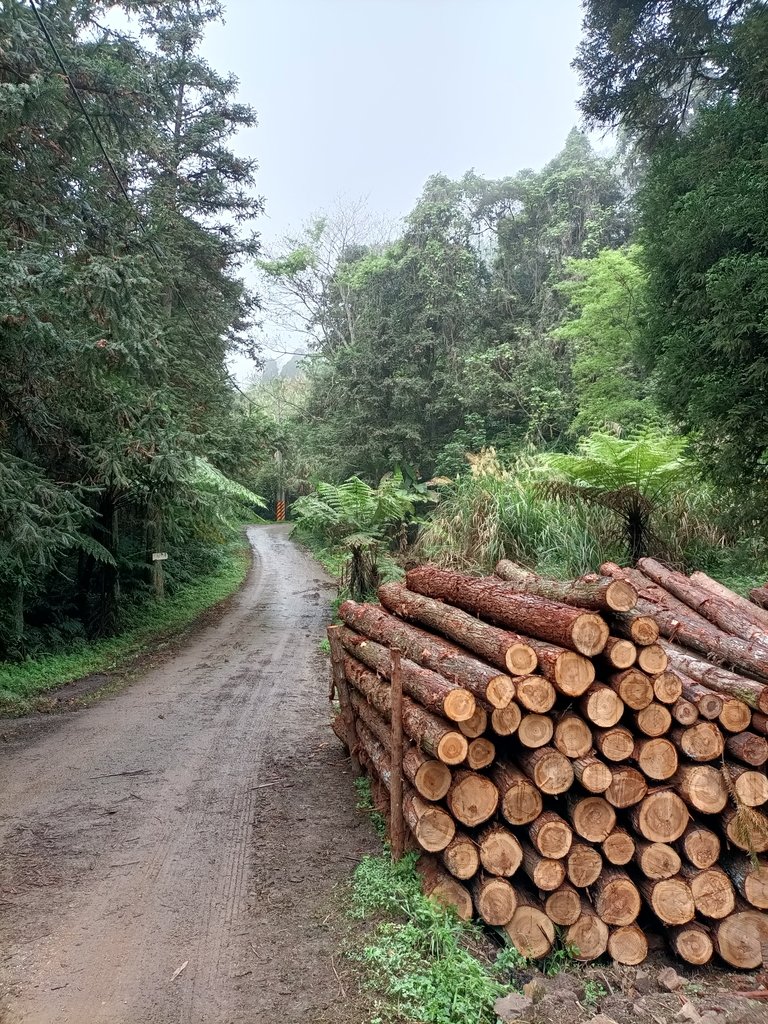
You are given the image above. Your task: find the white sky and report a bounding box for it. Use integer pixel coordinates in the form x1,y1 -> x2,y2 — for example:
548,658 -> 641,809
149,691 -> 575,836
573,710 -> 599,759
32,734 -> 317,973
203,0 -> 587,379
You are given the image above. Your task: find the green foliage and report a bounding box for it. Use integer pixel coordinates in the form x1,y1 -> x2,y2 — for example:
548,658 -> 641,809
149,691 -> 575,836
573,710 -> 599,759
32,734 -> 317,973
582,980 -> 607,1009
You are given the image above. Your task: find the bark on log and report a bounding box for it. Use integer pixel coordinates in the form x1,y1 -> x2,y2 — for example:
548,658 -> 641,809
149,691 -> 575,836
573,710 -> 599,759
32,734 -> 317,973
673,764 -> 728,815
529,810 -> 573,859
543,883 -> 581,926
338,626 -> 476,722
725,762 -> 768,808
553,713 -> 593,759
661,642 -> 768,712
637,644 -> 668,675
721,806 -> 768,854
608,924 -> 649,966
692,570 -> 768,630
504,888 -> 555,958
491,761 -> 543,825
465,737 -> 496,770
458,704 -> 488,738
490,703 -> 522,737
329,626 -> 360,773
344,655 -> 468,764
671,698 -> 699,726
521,841 -> 566,891
580,684 -> 625,728
445,769 -> 499,827
605,766 -> 648,809
677,822 -> 720,869
725,731 -> 768,767
633,702 -> 672,738
495,560 -> 637,612
567,794 -> 616,842
406,566 -> 610,656
632,738 -> 678,781
608,669 -> 653,710
752,710 -> 768,735
378,582 -> 538,676
634,840 -> 681,880
749,585 -> 768,610
417,856 -> 473,920
638,876 -> 695,925
670,722 -> 724,762
572,753 -> 613,793
515,674 -> 556,713
565,899 -> 610,962
613,611 -> 660,646
602,636 -> 637,669
652,671 -> 683,705
565,841 -> 603,887
517,746 -> 574,795
593,868 -> 642,926
602,827 -> 635,866
517,713 -> 554,749
669,922 -> 714,965
478,822 -> 523,877
471,876 -> 518,926
719,697 -> 752,733
721,852 -> 768,909
593,725 -> 635,762
679,677 -> 723,719
629,789 -> 689,843
440,832 -> 480,881
680,865 -> 735,920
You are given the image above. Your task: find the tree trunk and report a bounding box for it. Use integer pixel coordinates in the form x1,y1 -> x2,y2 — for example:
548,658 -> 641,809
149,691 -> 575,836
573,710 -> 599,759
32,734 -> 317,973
572,753 -> 612,793
553,713 -> 593,759
521,842 -> 566,891
605,765 -> 648,809
629,789 -> 689,843
445,769 -> 498,827
680,865 -> 735,920
565,899 -> 610,961
593,725 -> 634,762
671,722 -> 724,762
477,822 -> 522,877
405,565 -> 609,656
725,762 -> 768,808
677,822 -> 720,869
567,794 -> 616,843
721,852 -> 768,909
338,626 -> 476,722
608,924 -> 648,966
417,856 -> 473,920
343,654 -> 468,764
752,710 -> 768,734
517,713 -> 554,749
565,841 -> 603,887
602,636 -> 637,669
608,669 -> 653,710
749,585 -> 768,610
692,570 -> 768,631
634,840 -> 681,880
528,810 -> 573,859
652,671 -> 682,704
638,876 -> 694,925
439,832 -> 480,881
491,761 -> 543,825
490,703 -> 521,737
517,746 -> 574,795
711,908 -> 768,968
471,876 -> 517,926
633,702 -> 672,738
632,737 -> 678,781
515,674 -> 556,713
671,698 -> 699,726
543,883 -> 581,926
339,599 -> 513,708
504,889 -> 555,958
669,922 -> 713,965
672,764 -> 727,815
661,643 -> 768,712
602,827 -> 635,866
378,581 -> 537,676
465,737 -> 495,770
494,560 -> 637,612
580,683 -> 624,727
593,868 -> 642,926
725,731 -> 768,767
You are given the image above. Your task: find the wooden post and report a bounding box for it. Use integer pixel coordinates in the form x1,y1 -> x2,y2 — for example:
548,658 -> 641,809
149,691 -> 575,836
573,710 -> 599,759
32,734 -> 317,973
390,647 -> 405,862
328,626 -> 360,774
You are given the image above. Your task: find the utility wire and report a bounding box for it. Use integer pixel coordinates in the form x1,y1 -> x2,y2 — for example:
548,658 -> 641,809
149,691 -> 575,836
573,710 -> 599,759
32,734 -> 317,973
27,0 -> 260,409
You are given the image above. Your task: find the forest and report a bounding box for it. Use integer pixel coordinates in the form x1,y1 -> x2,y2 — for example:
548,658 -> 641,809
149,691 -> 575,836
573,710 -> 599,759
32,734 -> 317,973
2,1 -> 768,698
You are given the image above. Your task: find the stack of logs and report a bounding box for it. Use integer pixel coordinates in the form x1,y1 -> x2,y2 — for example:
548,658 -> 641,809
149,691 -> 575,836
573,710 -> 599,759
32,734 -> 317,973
329,557 -> 768,969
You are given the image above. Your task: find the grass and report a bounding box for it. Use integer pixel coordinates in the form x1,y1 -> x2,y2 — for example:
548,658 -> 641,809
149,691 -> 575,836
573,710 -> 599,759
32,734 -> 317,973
0,538 -> 251,715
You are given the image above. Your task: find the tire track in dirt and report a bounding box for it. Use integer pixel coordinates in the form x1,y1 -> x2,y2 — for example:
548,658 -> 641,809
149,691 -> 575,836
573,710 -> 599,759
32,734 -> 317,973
0,525 -> 376,1024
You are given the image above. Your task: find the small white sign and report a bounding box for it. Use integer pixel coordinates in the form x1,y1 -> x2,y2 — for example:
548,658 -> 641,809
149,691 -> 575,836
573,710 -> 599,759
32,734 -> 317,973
152,552 -> 169,561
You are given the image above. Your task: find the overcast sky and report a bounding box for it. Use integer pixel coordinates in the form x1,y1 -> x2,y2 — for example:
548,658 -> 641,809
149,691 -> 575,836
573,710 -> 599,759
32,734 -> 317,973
207,0 -> 587,378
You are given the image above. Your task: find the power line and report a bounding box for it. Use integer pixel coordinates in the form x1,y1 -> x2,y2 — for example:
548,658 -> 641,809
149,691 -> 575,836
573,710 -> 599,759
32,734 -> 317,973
27,0 -> 260,409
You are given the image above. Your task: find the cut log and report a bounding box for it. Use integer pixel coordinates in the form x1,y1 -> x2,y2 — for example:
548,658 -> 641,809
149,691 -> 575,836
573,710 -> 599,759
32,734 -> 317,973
405,566 -> 609,656
495,560 -> 637,612
418,857 -> 473,920
613,611 -> 660,646
477,823 -> 523,877
638,876 -> 695,925
466,737 -> 495,770
491,761 -> 543,825
634,840 -> 681,880
565,898 -> 610,961
721,806 -> 768,853
608,924 -> 648,966
338,627 -> 476,722
517,746 -> 574,795
652,671 -> 683,705
344,655 -> 468,764
339,600 -> 514,710
711,908 -> 768,968
629,789 -> 689,843
593,868 -> 642,926
669,922 -> 714,966
517,713 -> 554,749
633,702 -> 672,738
725,762 -> 768,807
565,841 -> 603,887
719,697 -> 752,733
490,703 -> 522,737
504,888 -> 555,958
752,710 -> 768,735
672,699 -> 699,726
673,764 -> 728,815
637,644 -> 668,675
445,769 -> 499,827
661,642 -> 768,710
602,827 -> 635,866
572,753 -> 613,793
521,841 -> 566,891
725,731 -> 768,767
680,677 -> 723,719
602,636 -> 637,669
594,725 -> 635,762
458,704 -> 488,738
580,684 -> 624,728
440,832 -> 480,881
608,669 -> 653,711
544,883 -> 581,926
567,794 -> 616,842
553,713 -> 593,759
680,865 -> 735,920
515,674 -> 556,713
671,722 -> 724,762
529,810 -> 573,859
471,876 -> 517,926
632,738 -> 678,781
378,582 -> 538,677
750,584 -> 768,610
678,822 -> 720,869
691,570 -> 768,631
721,852 -> 768,909
605,765 -> 648,809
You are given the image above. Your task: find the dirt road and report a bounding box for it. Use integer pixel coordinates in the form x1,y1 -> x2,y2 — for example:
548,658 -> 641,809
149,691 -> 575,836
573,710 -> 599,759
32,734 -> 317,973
0,525 -> 373,1024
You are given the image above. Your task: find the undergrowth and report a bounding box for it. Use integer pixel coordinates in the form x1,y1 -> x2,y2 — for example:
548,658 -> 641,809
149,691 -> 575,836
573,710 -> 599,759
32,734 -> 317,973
0,539 -> 251,715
